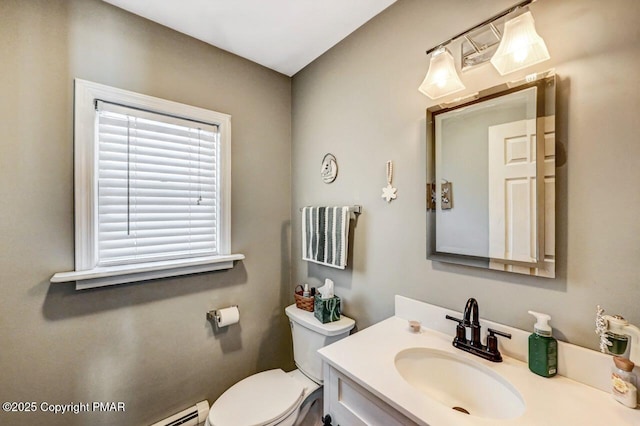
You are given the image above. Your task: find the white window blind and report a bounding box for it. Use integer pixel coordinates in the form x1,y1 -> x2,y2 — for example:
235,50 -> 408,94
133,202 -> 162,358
96,101 -> 220,266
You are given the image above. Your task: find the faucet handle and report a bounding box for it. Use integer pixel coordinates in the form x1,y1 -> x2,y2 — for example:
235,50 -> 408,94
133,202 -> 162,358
487,328 -> 512,339
445,315 -> 463,324
446,315 -> 467,344
487,328 -> 511,358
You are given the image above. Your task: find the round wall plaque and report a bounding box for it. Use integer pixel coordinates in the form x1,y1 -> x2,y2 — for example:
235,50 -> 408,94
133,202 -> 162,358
320,153 -> 338,184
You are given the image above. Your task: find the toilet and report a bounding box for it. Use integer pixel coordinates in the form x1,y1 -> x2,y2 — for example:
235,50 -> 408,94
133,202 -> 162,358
205,304 -> 355,426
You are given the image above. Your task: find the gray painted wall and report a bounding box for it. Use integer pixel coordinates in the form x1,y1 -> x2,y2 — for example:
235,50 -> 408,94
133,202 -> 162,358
0,1 -> 291,425
292,0 -> 640,348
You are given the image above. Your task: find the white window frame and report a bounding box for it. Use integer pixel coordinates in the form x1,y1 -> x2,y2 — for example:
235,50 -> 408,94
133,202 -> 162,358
51,79 -> 243,289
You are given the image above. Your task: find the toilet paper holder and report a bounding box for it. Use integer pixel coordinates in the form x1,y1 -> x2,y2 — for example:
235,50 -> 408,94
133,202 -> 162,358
207,305 -> 239,326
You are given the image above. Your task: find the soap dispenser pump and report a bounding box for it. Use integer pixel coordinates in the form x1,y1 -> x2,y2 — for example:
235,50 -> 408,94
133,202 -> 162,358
528,311 -> 558,377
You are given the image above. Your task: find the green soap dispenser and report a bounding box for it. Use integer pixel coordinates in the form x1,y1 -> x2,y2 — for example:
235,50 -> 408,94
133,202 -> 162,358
528,311 -> 557,377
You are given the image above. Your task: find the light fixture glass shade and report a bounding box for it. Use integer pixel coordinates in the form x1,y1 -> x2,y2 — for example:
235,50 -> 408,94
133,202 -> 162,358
418,47 -> 466,99
490,11 -> 550,76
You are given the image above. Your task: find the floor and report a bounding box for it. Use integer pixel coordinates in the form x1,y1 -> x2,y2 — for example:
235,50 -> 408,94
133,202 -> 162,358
295,394 -> 324,426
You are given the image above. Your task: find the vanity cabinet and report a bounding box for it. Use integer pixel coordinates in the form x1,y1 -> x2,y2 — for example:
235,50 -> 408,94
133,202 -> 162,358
319,300 -> 640,426
323,364 -> 417,426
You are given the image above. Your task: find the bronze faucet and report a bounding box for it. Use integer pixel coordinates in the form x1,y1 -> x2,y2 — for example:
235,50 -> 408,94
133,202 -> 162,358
446,298 -> 511,362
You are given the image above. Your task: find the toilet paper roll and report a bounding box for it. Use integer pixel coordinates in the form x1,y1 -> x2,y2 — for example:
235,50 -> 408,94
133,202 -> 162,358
216,306 -> 240,327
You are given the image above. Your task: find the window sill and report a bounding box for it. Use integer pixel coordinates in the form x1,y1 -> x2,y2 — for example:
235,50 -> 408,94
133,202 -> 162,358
51,254 -> 245,290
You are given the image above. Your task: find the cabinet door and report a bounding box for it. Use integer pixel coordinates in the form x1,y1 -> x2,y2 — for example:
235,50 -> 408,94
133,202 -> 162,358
324,366 -> 418,426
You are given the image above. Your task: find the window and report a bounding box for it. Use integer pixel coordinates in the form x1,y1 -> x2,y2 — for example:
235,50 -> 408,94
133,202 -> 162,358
52,80 -> 243,289
95,101 -> 220,265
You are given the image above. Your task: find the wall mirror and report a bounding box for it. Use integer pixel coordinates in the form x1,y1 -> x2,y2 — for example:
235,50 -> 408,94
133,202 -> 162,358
426,72 -> 555,277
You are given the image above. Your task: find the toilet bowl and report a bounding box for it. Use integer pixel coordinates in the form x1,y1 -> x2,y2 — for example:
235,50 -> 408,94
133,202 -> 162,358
206,369 -> 318,426
206,304 -> 355,426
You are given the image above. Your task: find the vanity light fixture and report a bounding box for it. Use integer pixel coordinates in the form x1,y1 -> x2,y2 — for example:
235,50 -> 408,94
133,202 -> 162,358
418,47 -> 466,99
490,11 -> 550,75
418,0 -> 550,100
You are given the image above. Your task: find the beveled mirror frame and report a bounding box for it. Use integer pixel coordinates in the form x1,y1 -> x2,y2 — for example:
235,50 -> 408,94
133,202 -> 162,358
426,71 -> 556,277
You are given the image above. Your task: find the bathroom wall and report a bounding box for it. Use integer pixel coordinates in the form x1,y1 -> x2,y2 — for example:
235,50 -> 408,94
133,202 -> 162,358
292,0 -> 640,348
0,1 -> 291,425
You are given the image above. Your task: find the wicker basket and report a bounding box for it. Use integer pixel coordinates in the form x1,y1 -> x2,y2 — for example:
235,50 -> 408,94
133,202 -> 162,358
294,285 -> 314,312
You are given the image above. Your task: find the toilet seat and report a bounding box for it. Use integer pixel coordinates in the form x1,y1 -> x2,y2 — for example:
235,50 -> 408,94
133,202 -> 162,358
208,369 -> 306,426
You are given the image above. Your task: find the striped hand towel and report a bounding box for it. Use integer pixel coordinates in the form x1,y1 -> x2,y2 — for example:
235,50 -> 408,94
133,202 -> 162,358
302,206 -> 349,269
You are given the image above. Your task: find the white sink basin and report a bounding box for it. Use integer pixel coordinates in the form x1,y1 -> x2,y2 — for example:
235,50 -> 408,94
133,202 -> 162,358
394,348 -> 525,419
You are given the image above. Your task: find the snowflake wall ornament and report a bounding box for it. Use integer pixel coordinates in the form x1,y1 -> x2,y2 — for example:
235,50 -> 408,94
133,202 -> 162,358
381,160 -> 397,203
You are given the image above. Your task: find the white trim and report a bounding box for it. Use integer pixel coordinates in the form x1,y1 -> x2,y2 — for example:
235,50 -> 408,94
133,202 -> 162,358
220,116 -> 232,254
54,79 -> 238,289
74,80 -> 99,270
52,254 -> 245,290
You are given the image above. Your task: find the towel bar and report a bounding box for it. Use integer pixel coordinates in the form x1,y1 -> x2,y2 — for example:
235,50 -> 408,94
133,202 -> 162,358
299,205 -> 361,214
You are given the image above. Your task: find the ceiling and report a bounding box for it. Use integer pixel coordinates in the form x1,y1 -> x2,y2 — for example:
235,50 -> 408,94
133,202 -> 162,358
102,0 -> 397,76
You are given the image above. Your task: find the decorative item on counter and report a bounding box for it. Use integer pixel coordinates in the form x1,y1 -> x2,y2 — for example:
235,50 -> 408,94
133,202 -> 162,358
595,306 -> 640,364
381,160 -> 397,203
294,284 -> 315,312
321,153 -> 338,184
611,356 -> 638,408
595,305 -> 612,353
608,331 -> 630,355
528,311 -> 557,377
314,279 -> 341,323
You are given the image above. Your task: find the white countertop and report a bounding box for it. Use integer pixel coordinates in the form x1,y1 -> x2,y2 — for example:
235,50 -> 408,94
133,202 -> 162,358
319,316 -> 639,425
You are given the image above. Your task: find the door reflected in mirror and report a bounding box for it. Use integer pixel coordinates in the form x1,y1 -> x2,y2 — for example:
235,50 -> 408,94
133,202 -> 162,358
427,73 -> 555,277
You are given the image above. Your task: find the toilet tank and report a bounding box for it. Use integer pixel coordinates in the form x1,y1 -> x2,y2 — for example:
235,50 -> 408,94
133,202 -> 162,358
285,304 -> 355,384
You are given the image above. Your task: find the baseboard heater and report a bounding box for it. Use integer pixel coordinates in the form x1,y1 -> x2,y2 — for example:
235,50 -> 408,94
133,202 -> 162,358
151,400 -> 209,426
